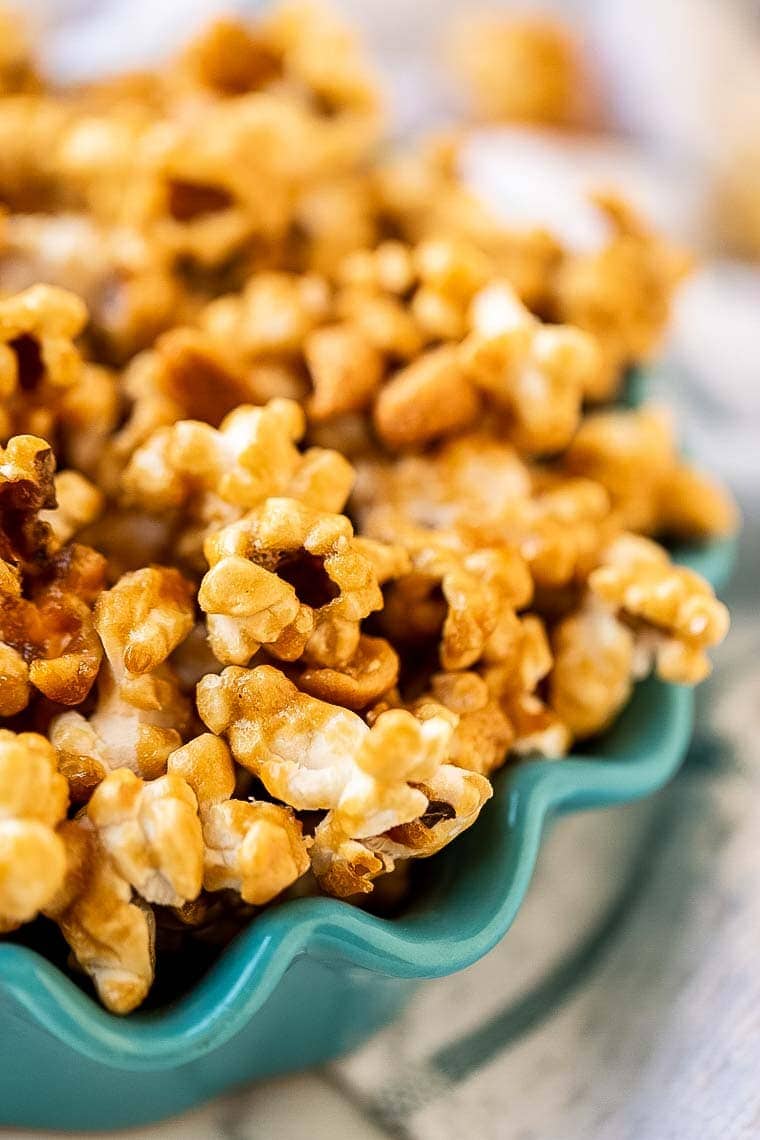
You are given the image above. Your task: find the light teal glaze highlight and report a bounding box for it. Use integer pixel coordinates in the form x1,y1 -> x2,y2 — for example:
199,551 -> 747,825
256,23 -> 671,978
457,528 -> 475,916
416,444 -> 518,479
0,366 -> 737,1129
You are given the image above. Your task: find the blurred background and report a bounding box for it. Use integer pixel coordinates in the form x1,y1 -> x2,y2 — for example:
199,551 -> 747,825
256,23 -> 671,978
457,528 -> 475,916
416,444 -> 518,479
21,0 -> 760,499
4,2 -> 760,1138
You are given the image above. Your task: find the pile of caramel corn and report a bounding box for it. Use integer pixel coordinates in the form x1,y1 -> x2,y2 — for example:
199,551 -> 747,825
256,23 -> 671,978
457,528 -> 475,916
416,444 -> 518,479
0,3 -> 736,1013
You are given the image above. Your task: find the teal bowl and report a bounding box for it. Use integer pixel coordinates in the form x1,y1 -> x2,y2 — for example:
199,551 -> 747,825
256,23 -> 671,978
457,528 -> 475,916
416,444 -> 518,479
0,533 -> 735,1131
0,358 -> 737,1130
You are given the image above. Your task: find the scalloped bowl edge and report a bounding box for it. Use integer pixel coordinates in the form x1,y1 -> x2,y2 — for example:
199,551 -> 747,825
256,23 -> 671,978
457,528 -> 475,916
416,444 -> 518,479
0,530 -> 735,1077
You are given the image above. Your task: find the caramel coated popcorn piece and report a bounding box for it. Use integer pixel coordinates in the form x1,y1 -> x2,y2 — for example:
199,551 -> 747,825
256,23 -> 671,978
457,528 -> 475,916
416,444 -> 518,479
381,536 -> 532,671
168,734 -> 310,904
589,534 -> 730,684
303,322 -> 384,420
200,497 -> 382,667
262,0 -> 381,164
123,399 -> 354,566
202,272 -> 330,361
0,642 -> 28,716
564,404 -> 738,538
550,195 -> 688,399
0,285 -> 87,442
550,600 -> 635,740
197,664 -> 372,809
0,8 -> 39,95
87,768 -> 203,907
373,346 -> 481,451
198,664 -> 448,818
354,439 -> 610,592
46,818 -> 155,1015
476,613 -> 570,757
0,730 -> 68,932
40,470 -> 104,548
414,671 -> 514,776
50,567 -> 193,791
111,328 -> 281,468
337,288 -> 423,361
368,762 -> 492,863
135,97 -> 326,267
353,432 -> 531,542
461,279 -> 601,455
178,16 -> 281,97
95,565 -> 195,676
292,634 -> 399,710
450,12 -> 589,126
339,241 -> 415,296
0,542 -> 106,709
310,706 -> 455,896
0,432 -> 56,562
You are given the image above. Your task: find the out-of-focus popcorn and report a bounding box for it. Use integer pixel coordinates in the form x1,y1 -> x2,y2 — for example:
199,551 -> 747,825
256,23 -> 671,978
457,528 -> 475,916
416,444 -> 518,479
200,272 -> 331,364
57,363 -> 121,484
478,613 -> 570,758
303,322 -> 384,421
0,730 -> 68,932
549,600 -> 635,739
563,404 -> 738,537
45,817 -> 156,1015
372,141 -> 564,311
40,470 -> 104,548
714,144 -> 760,261
589,533 -> 730,684
0,9 -> 38,96
0,285 -> 87,444
550,194 -> 690,399
353,436 -> 610,594
0,214 -> 185,363
168,733 -> 310,904
448,12 -> 592,127
460,278 -> 601,454
260,0 -> 382,165
373,345 -> 481,451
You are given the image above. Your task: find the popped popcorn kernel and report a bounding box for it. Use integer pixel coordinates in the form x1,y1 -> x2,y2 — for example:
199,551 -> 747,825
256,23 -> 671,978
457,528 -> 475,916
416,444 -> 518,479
167,732 -> 310,904
46,817 -> 155,1014
0,730 -> 68,932
373,346 -> 481,451
201,497 -> 382,667
589,534 -> 730,684
88,767 -> 203,907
